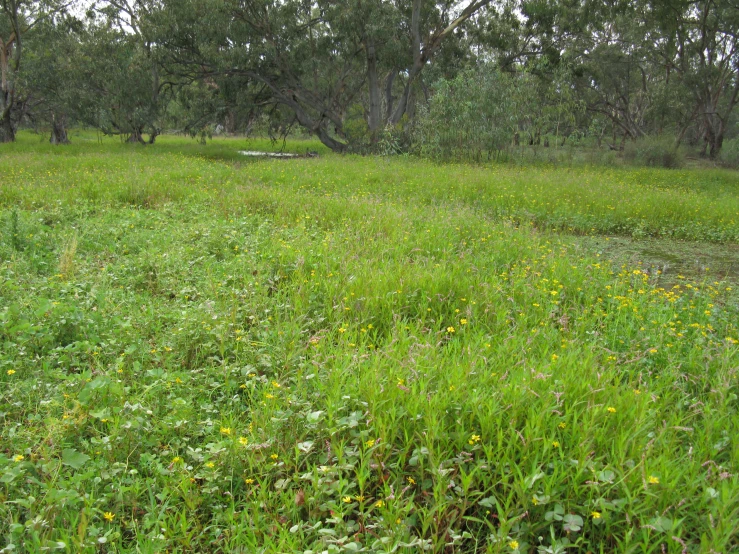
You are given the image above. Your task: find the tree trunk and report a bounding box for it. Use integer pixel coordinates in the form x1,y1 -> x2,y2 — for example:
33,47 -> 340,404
50,115 -> 70,145
706,126 -> 724,159
387,0 -> 422,126
315,125 -> 347,153
0,42 -> 14,143
699,135 -> 708,157
388,0 -> 492,126
700,98 -> 727,159
406,85 -> 417,121
1,25 -> 20,144
128,129 -> 146,144
384,71 -> 396,122
0,111 -> 13,143
366,38 -> 381,143
225,109 -> 237,134
709,134 -> 724,159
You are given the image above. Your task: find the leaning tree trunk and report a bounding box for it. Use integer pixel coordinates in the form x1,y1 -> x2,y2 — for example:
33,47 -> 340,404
50,115 -> 70,145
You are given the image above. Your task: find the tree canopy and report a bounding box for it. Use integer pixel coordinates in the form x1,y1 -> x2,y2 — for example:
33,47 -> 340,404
1,0 -> 738,158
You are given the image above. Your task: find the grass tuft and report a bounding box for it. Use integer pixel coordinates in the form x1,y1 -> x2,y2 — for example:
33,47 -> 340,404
57,232 -> 78,279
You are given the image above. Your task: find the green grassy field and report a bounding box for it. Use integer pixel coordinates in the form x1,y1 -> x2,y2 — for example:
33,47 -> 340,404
1,133 -> 739,553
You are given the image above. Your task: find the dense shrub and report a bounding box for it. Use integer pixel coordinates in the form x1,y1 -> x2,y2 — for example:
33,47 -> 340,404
623,135 -> 685,168
412,64 -> 585,163
719,137 -> 739,168
413,68 -> 517,161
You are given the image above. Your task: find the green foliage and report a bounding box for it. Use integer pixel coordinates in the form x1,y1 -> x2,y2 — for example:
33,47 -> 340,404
377,124 -> 412,156
414,68 -> 517,161
342,104 -> 372,153
719,138 -> 739,168
77,26 -> 161,139
414,65 -> 587,163
623,136 -> 685,169
1,134 -> 738,552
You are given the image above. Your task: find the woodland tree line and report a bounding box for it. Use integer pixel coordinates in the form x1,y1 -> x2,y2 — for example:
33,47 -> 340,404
1,0 -> 738,162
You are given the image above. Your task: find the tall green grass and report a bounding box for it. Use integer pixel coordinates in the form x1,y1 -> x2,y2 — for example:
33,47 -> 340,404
1,135 -> 738,553
3,132 -> 739,242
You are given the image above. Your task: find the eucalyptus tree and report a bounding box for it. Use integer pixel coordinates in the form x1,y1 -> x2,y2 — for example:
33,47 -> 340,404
524,0 -> 666,147
564,0 -> 739,156
645,0 -> 739,157
0,0 -> 25,141
380,0 -> 493,126
478,0 -> 739,156
93,0 -> 170,142
20,13 -> 85,143
0,0 -> 70,142
73,22 -> 162,142
152,0 -> 493,151
414,65 -> 517,159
